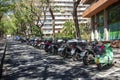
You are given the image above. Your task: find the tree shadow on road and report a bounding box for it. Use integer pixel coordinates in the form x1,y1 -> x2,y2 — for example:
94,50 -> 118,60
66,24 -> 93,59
2,41 -> 118,80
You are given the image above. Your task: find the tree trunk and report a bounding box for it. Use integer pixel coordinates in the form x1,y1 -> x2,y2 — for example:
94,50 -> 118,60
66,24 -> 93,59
0,16 -> 2,21
30,0 -> 47,39
47,0 -> 55,40
73,0 -> 81,39
0,13 -> 3,21
36,24 -> 43,39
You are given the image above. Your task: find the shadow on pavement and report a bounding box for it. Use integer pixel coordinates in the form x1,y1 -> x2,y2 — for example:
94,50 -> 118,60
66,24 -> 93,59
2,41 -> 119,80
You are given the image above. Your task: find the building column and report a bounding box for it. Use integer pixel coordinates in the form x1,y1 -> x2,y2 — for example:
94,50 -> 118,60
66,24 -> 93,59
104,9 -> 109,41
91,30 -> 94,41
94,15 -> 99,40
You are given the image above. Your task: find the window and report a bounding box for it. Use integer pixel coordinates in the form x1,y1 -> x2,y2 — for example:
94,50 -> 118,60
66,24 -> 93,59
107,2 -> 120,40
97,11 -> 104,27
108,2 -> 120,24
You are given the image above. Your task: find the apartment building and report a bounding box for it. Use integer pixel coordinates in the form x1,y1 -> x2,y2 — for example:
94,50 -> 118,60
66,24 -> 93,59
82,0 -> 120,41
42,0 -> 89,38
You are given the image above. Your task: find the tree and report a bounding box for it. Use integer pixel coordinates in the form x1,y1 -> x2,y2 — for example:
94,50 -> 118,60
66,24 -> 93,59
13,0 -> 46,37
29,0 -> 48,38
29,0 -> 47,27
79,23 -> 90,40
61,20 -> 75,38
0,14 -> 17,35
0,0 -> 14,37
46,0 -> 55,40
13,0 -> 28,36
72,0 -> 81,39
31,25 -> 43,36
60,20 -> 90,40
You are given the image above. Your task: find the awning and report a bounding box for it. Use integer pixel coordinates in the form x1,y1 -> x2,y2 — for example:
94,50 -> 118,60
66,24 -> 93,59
82,0 -> 119,18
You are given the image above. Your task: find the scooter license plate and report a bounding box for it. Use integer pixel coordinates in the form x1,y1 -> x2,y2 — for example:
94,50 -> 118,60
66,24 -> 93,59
96,58 -> 100,64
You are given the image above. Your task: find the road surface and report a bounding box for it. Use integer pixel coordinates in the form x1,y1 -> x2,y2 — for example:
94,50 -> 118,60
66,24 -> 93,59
1,40 -> 120,80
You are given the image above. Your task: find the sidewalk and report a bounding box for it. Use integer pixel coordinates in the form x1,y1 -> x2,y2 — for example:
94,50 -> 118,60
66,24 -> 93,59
113,48 -> 120,53
113,48 -> 120,58
113,48 -> 120,67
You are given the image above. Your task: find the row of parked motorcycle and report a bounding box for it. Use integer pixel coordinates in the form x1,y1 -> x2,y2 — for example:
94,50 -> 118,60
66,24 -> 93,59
26,38 -> 114,70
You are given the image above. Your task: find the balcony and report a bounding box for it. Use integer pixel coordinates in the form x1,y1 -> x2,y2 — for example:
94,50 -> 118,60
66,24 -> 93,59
82,0 -> 119,17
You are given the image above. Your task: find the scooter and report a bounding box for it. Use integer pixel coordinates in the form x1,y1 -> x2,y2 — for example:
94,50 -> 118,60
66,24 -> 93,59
94,43 -> 113,70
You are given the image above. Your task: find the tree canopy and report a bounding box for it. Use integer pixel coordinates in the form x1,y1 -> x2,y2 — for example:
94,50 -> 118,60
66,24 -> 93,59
0,0 -> 90,40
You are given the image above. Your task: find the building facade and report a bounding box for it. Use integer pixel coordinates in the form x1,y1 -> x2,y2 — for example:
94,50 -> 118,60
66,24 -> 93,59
42,0 -> 89,38
82,0 -> 120,41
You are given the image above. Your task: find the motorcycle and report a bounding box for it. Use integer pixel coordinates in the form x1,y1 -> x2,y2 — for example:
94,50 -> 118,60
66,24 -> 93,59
58,43 -> 71,58
70,40 -> 88,61
46,40 -> 63,54
82,41 -> 101,65
94,43 -> 113,70
58,39 -> 87,59
58,43 -> 66,56
71,44 -> 87,61
38,42 -> 45,49
44,41 -> 52,52
48,43 -> 60,54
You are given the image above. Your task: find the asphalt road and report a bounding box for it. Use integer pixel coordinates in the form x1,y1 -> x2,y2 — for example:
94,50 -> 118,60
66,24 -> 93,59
2,40 -> 120,80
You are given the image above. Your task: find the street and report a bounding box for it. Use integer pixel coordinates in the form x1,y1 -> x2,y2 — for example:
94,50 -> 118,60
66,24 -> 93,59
2,40 -> 120,80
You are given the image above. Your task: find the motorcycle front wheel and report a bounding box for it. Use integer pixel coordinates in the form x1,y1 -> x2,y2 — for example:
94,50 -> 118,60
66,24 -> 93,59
73,51 -> 81,61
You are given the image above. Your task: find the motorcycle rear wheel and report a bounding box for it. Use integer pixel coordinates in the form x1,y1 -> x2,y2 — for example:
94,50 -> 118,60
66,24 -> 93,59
83,52 -> 94,65
83,55 -> 89,65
